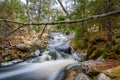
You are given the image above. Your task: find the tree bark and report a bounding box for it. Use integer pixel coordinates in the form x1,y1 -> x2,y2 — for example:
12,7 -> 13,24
37,0 -> 42,22
26,0 -> 32,23
105,0 -> 113,50
26,0 -> 33,32
74,0 -> 77,7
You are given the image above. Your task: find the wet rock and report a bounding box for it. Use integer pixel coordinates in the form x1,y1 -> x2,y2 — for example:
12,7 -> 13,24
60,52 -> 72,59
40,50 -> 52,61
81,60 -> 97,75
34,50 -> 41,56
75,73 -> 91,80
48,51 -> 71,60
72,52 -> 85,62
96,73 -> 110,80
29,50 -> 52,62
55,51 -> 64,59
63,68 -> 76,80
56,40 -> 71,54
63,63 -> 84,80
0,59 -> 22,66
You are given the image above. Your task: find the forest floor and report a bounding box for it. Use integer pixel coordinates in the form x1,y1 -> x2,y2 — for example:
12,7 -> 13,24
0,29 -> 48,62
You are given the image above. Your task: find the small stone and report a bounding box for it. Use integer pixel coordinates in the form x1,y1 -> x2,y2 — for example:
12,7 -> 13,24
75,73 -> 91,80
96,73 -> 110,80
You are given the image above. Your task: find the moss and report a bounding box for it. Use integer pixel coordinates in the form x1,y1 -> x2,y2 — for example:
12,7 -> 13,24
103,66 -> 120,78
111,66 -> 120,75
89,50 -> 101,59
89,50 -> 97,59
72,29 -> 120,60
113,78 -> 120,80
63,68 -> 76,80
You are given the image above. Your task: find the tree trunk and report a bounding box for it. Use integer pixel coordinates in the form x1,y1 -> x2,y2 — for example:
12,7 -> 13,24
74,0 -> 77,7
105,0 -> 113,50
38,0 -> 42,22
26,0 -> 31,23
26,0 -> 32,32
57,0 -> 69,15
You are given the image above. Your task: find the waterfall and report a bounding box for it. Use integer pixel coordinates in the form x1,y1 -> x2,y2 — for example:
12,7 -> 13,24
0,32 -> 84,80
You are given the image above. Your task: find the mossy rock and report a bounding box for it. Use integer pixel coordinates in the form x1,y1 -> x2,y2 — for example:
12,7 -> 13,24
63,68 -> 76,80
102,66 -> 120,78
82,59 -> 120,75
113,78 -> 120,80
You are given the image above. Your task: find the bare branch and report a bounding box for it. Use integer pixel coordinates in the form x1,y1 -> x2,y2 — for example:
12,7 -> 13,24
0,10 -> 119,26
39,25 -> 47,39
9,24 -> 27,35
33,25 -> 47,45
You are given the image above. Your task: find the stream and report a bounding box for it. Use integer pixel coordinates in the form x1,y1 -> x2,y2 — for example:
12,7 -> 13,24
0,32 -> 83,80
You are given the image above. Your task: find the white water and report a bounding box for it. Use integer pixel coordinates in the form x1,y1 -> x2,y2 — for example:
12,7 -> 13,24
0,59 -> 75,80
0,32 -> 79,80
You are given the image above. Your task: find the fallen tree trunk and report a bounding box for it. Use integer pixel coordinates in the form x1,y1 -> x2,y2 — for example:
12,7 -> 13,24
0,10 -> 119,26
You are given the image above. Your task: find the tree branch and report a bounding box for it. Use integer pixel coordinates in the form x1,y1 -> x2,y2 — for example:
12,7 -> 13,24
9,24 -> 27,35
39,25 -> 47,39
0,10 -> 119,26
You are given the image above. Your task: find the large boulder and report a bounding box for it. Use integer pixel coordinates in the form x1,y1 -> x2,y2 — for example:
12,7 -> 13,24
81,59 -> 120,75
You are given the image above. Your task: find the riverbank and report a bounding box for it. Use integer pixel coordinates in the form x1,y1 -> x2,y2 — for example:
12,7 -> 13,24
71,29 -> 120,60
63,28 -> 120,80
0,29 -> 48,62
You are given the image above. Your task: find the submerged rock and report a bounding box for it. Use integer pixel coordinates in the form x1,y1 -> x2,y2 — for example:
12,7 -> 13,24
34,50 -> 41,56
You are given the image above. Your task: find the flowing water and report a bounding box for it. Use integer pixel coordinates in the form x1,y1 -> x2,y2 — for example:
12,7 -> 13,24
0,32 -> 81,80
